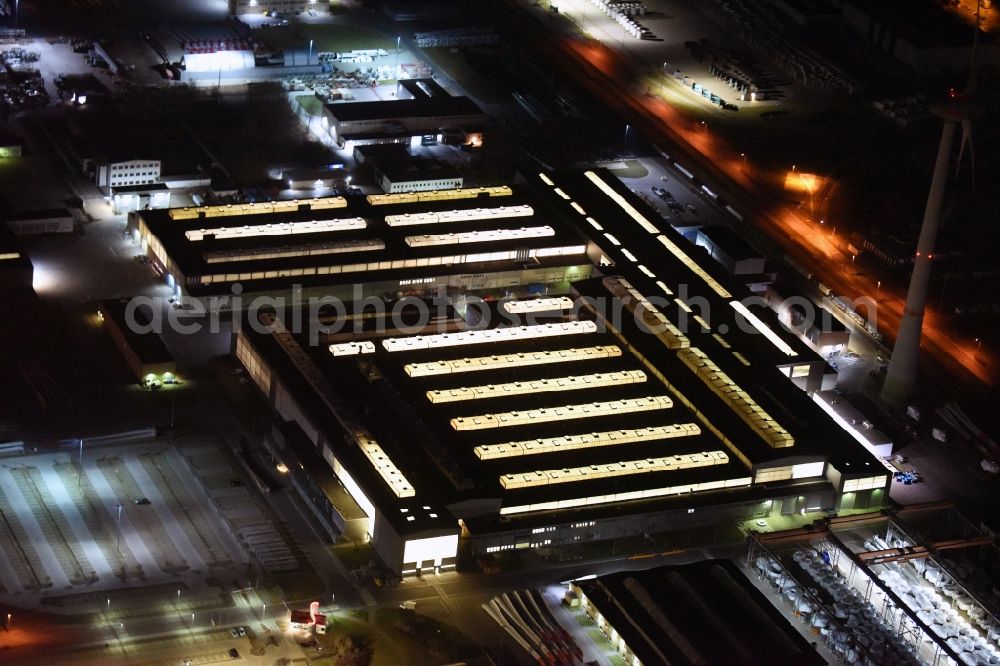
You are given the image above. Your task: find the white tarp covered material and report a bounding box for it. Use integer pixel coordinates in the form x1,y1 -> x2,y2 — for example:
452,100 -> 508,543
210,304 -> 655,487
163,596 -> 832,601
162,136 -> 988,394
183,50 -> 255,72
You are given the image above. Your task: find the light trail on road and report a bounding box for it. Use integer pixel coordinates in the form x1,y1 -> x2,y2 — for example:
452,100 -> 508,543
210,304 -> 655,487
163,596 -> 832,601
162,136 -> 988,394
514,8 -> 996,387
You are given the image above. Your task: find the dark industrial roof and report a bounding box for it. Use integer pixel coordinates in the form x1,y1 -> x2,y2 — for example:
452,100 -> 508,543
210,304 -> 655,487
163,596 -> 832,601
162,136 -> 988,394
575,559 -> 824,666
698,224 -> 763,262
397,78 -> 450,99
98,298 -> 174,365
324,96 -> 484,122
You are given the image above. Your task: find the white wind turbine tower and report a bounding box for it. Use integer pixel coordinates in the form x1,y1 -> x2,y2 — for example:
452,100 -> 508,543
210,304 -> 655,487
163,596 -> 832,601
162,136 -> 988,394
880,0 -> 981,406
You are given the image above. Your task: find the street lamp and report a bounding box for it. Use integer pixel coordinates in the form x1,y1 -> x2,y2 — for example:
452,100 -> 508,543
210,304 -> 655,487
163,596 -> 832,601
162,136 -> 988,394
394,35 -> 401,79
623,124 -> 630,158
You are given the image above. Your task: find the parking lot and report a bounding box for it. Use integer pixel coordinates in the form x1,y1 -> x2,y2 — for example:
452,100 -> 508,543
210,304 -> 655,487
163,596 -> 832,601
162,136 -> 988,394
0,437 -> 293,610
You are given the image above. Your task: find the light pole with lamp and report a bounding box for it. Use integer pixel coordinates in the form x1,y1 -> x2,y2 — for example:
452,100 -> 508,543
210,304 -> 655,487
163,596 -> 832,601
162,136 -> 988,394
394,35 -> 401,80
623,123 -> 630,158
116,503 -> 124,555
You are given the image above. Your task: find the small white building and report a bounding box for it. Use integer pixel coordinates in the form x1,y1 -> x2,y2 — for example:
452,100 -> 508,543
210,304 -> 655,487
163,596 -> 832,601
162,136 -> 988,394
98,159 -> 162,190
374,159 -> 462,194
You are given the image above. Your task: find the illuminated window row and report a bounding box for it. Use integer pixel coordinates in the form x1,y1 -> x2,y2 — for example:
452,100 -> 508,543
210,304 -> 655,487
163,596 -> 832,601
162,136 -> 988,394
204,239 -> 384,264
475,423 -> 702,460
169,197 -> 347,220
404,226 -> 555,248
385,205 -> 534,227
730,301 -> 798,357
501,297 -> 574,314
426,370 -> 646,403
843,475 -> 887,493
584,170 -> 660,234
384,321 -> 597,353
329,341 -> 376,357
450,395 -> 672,431
403,345 -> 621,377
656,235 -> 733,299
366,186 -> 512,206
356,433 -> 414,498
499,477 -> 752,515
603,277 -> 689,349
198,245 -> 586,285
678,347 -> 794,449
185,217 -> 367,241
499,450 -> 729,489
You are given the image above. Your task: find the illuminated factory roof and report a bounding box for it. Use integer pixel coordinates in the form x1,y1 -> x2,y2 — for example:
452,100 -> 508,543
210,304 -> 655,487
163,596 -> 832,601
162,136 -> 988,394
403,345 -> 622,377
385,204 -> 533,227
132,185 -> 587,297
537,169 -> 811,369
232,170 -> 885,535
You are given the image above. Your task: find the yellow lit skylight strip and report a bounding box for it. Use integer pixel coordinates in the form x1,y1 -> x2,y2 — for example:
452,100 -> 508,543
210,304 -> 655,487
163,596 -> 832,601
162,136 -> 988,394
185,217 -> 366,241
450,396 -> 672,431
499,450 -> 729,489
403,345 -> 621,377
0,252 -> 21,261
385,205 -> 533,227
604,277 -> 689,349
584,170 -> 660,234
169,197 -> 347,220
656,235 -> 732,299
501,297 -> 574,314
366,186 -> 513,206
384,321 -> 596,352
539,173 -> 555,186
678,347 -> 794,448
712,333 -> 731,349
427,370 -> 646,403
204,239 -> 383,263
729,301 -> 798,357
499,477 -> 752,514
475,423 -> 702,460
330,341 -> 376,357
405,226 -> 554,247
356,433 -> 414,498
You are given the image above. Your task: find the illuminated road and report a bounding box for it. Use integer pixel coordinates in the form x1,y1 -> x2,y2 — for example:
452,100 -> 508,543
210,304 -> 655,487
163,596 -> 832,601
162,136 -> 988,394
506,0 -> 995,388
